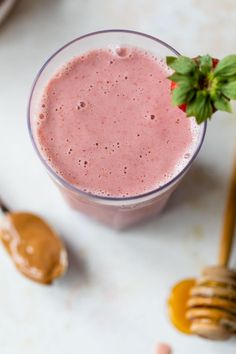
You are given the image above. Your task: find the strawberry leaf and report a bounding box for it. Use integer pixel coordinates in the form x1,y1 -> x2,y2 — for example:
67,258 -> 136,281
166,56 -> 177,67
214,96 -> 232,112
168,73 -> 195,87
221,82 -> 236,99
187,89 -> 196,102
214,55 -> 236,77
186,91 -> 213,124
227,75 -> 236,83
172,86 -> 191,105
199,55 -> 212,75
167,56 -> 196,74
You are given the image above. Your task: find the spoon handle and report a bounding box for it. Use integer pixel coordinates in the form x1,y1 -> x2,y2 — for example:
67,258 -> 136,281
218,155 -> 236,267
0,197 -> 9,214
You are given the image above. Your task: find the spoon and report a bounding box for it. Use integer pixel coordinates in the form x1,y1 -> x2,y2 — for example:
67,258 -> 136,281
168,155 -> 236,340
0,198 -> 68,284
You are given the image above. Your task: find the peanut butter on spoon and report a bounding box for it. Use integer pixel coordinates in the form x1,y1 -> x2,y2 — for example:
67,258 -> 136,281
0,200 -> 68,284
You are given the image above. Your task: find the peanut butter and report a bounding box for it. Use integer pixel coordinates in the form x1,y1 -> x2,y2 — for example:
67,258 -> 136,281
0,212 -> 67,284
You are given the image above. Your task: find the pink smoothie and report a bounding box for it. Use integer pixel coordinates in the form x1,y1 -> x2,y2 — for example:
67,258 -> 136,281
36,47 -> 198,199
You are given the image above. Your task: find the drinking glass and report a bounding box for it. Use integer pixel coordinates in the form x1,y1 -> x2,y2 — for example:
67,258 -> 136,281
28,30 -> 206,229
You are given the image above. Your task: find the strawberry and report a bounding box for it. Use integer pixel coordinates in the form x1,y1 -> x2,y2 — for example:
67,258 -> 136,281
212,58 -> 219,68
166,54 -> 236,124
170,58 -> 219,114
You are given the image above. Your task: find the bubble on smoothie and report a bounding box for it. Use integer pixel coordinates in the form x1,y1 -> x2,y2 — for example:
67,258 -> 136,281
184,152 -> 191,159
115,47 -> 130,57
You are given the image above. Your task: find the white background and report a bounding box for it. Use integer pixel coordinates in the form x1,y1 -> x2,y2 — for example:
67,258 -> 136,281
0,0 -> 236,353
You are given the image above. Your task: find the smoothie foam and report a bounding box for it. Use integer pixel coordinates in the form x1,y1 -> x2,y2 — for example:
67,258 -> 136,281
36,47 -> 199,198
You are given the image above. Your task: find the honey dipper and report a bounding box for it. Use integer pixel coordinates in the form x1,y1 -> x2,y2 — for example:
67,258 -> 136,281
186,156 -> 236,340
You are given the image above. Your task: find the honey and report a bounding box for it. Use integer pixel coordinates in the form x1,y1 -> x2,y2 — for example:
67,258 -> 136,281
168,278 -> 195,334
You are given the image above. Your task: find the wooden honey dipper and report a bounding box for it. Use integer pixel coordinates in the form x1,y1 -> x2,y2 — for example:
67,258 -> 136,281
186,156 -> 236,340
168,155 -> 236,340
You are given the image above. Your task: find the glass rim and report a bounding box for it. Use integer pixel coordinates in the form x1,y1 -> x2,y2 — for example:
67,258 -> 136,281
27,29 -> 207,203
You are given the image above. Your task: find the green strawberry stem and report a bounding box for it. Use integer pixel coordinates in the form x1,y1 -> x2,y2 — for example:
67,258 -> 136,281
166,54 -> 236,124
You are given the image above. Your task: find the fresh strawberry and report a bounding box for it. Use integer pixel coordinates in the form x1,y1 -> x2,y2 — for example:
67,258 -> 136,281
170,81 -> 177,90
170,58 -> 219,114
167,55 -> 236,124
212,58 -> 219,68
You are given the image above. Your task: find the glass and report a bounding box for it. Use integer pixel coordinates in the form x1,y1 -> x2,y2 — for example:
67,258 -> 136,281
28,30 -> 206,229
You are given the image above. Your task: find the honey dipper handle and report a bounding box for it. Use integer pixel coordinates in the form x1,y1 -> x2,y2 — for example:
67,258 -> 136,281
0,198 -> 9,214
218,156 -> 236,266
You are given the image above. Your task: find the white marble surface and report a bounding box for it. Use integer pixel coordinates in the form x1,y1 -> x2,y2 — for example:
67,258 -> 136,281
0,1 -> 236,353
